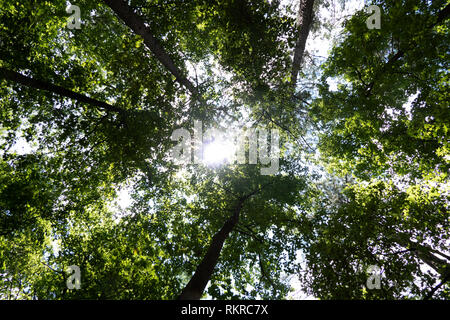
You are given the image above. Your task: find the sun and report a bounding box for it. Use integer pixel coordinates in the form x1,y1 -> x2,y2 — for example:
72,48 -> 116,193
202,137 -> 236,166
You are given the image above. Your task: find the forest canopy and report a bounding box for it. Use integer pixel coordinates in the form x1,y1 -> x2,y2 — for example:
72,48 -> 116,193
0,0 -> 448,300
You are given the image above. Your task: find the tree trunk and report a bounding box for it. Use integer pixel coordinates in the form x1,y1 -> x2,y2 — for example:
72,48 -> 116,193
177,198 -> 246,300
103,0 -> 197,96
0,67 -> 123,114
178,182 -> 274,299
291,0 -> 315,87
393,233 -> 450,278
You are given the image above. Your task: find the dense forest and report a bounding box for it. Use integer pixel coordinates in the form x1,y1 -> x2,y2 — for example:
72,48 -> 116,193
0,0 -> 448,300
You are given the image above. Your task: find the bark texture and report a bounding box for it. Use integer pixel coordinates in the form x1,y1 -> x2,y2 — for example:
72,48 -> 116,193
103,0 -> 197,95
177,198 -> 246,300
291,0 -> 315,87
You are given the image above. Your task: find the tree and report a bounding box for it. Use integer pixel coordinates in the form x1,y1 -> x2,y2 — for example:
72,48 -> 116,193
298,180 -> 449,299
302,0 -> 450,299
176,162 -> 310,299
311,0 -> 450,181
0,0 -> 448,300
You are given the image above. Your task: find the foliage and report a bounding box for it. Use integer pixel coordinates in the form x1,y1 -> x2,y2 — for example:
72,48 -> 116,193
0,0 -> 448,300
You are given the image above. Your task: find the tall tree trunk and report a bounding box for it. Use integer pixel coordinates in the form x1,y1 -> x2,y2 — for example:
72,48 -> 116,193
177,197 -> 247,300
177,182 -> 274,300
291,0 -> 315,87
178,182 -> 274,300
103,0 -> 197,96
0,67 -> 123,114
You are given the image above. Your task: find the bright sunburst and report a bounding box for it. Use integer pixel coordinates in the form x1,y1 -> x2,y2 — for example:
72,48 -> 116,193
202,137 -> 236,166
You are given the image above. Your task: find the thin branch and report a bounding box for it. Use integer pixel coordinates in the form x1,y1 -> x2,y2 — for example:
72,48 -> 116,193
235,227 -> 264,243
423,274 -> 450,300
41,262 -> 65,275
261,109 -> 314,151
258,253 -> 277,290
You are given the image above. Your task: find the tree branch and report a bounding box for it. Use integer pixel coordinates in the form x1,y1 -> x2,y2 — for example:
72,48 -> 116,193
423,273 -> 450,300
0,67 -> 124,114
103,0 -> 198,96
258,253 -> 277,290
